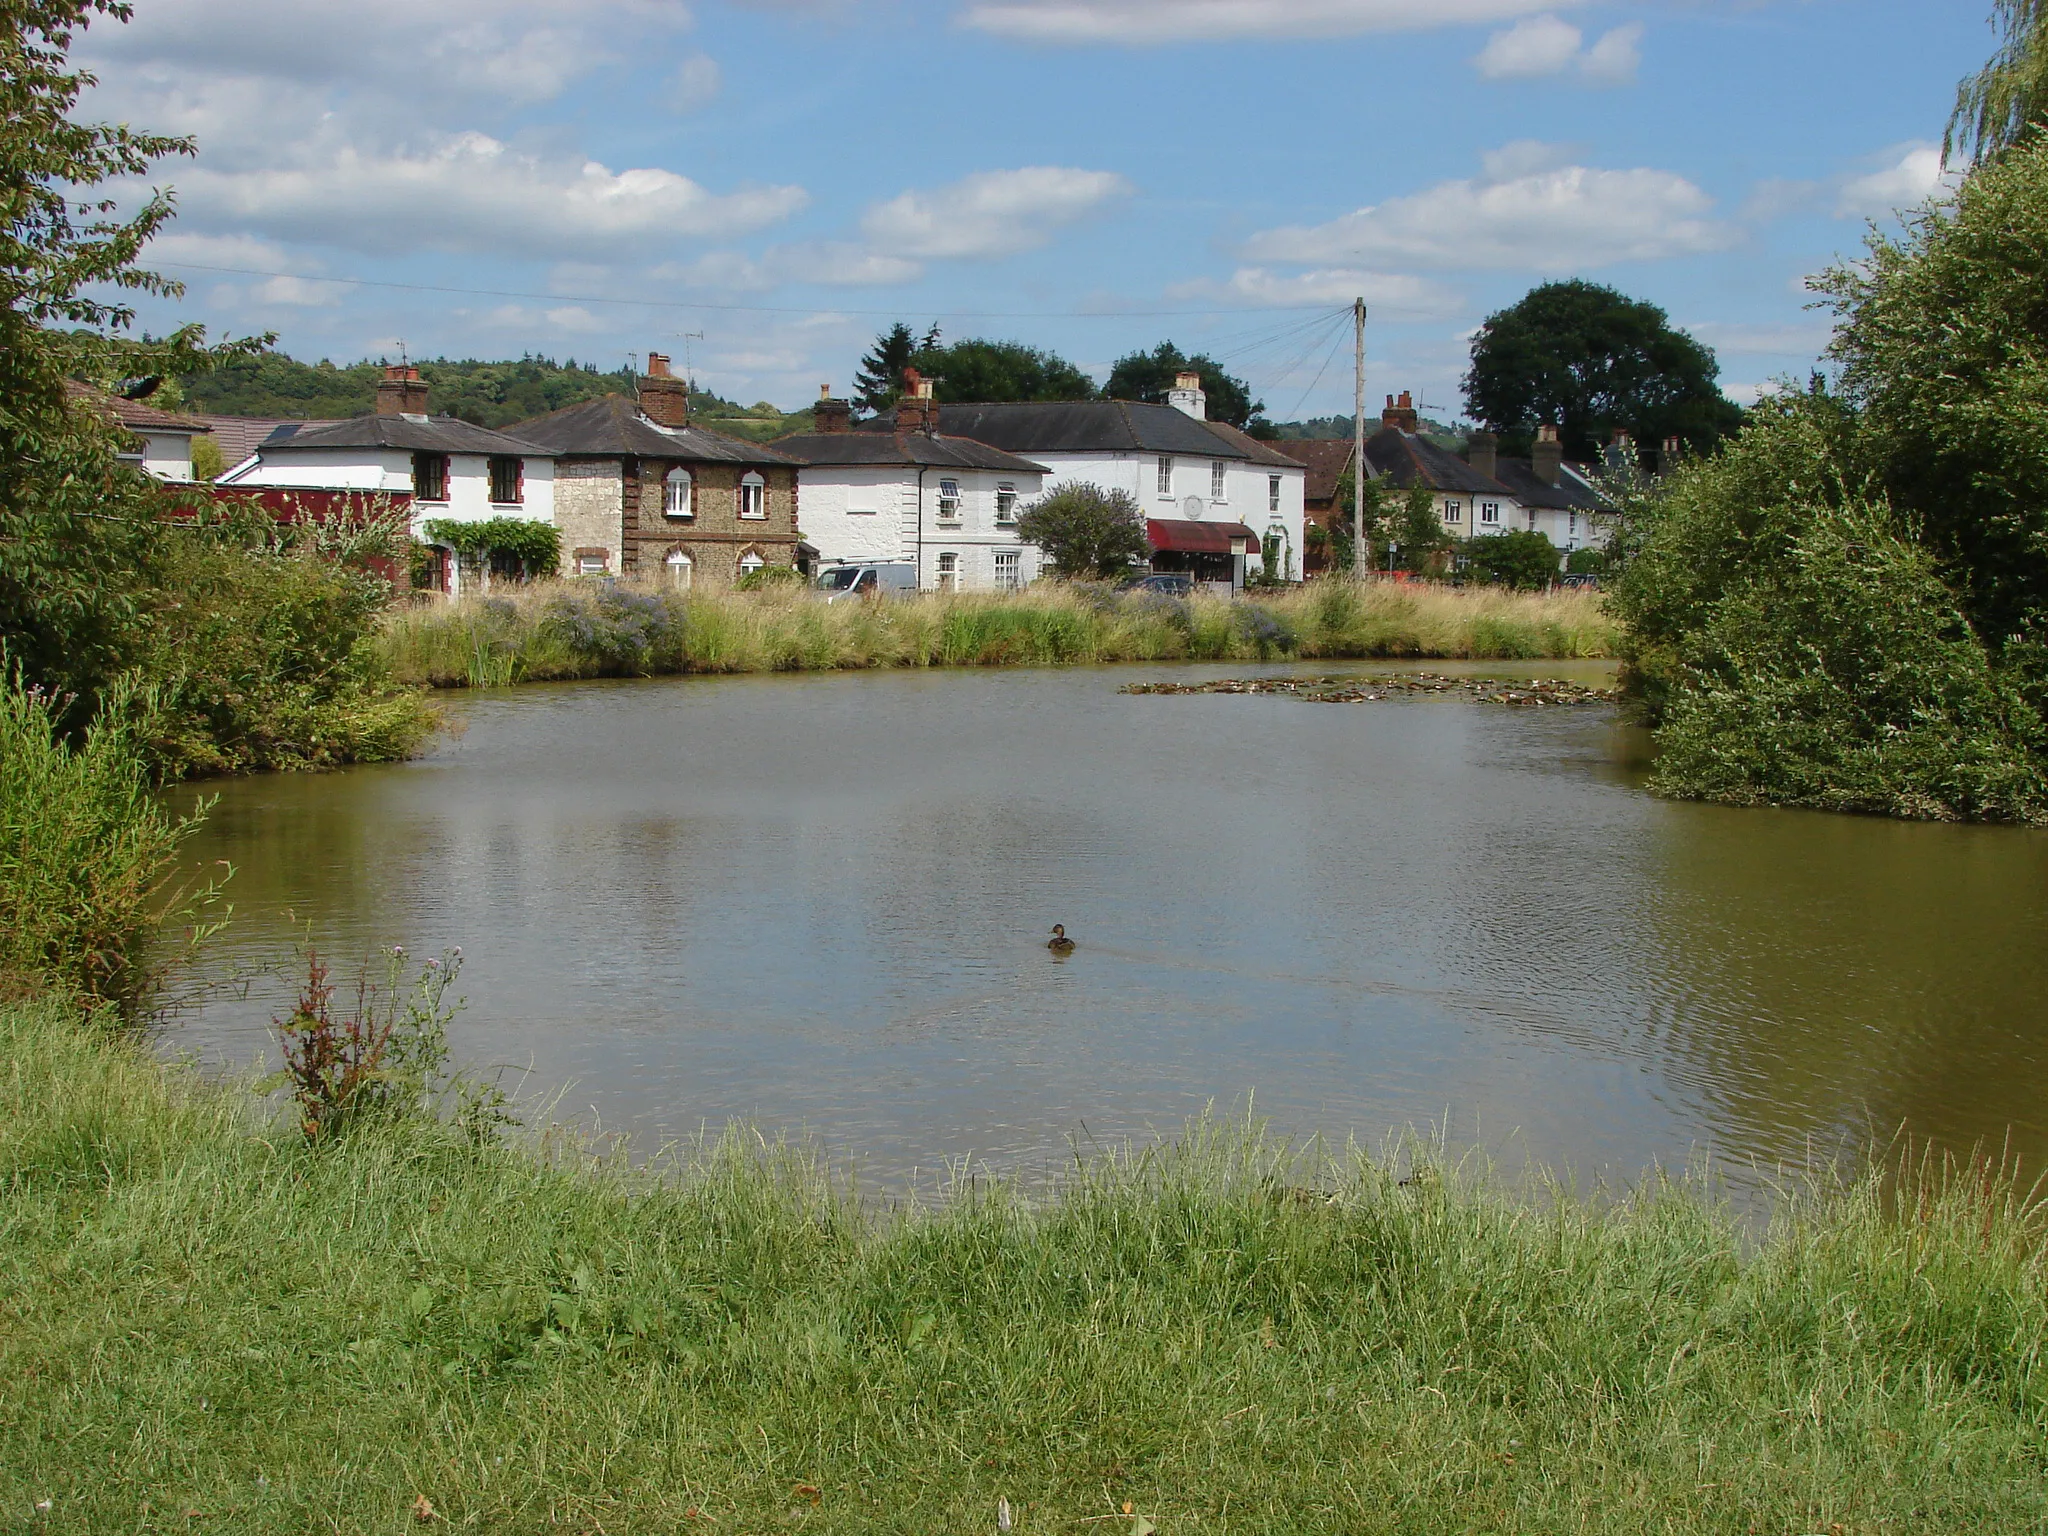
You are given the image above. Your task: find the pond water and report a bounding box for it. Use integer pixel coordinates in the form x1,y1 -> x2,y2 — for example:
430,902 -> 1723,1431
161,661 -> 2048,1189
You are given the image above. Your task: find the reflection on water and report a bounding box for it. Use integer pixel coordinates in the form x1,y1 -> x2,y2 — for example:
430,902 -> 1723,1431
161,661 -> 2048,1186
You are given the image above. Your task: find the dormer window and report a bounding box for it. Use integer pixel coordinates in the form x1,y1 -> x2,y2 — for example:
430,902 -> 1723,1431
738,471 -> 766,519
411,452 -> 449,503
664,466 -> 694,520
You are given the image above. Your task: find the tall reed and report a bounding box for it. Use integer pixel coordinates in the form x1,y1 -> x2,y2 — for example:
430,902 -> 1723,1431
378,578 -> 1617,689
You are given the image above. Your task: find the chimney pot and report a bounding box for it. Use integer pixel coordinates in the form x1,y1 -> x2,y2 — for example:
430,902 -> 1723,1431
814,391 -> 852,435
896,368 -> 937,435
1167,369 -> 1208,420
1381,389 -> 1419,434
375,364 -> 430,416
646,352 -> 672,378
1532,423 -> 1562,486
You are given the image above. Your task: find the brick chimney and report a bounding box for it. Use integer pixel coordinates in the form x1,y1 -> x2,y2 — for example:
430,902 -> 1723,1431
1605,429 -> 1635,477
1465,429 -> 1497,482
1381,390 -> 1419,433
814,384 -> 851,435
1167,369 -> 1207,420
1659,435 -> 1683,475
375,365 -> 429,416
638,350 -> 690,428
1532,423 -> 1562,486
895,368 -> 937,436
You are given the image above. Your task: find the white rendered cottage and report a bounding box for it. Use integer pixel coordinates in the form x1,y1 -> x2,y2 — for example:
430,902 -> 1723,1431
68,382 -> 213,481
219,366 -> 556,595
773,387 -> 1051,591
909,372 -> 1308,589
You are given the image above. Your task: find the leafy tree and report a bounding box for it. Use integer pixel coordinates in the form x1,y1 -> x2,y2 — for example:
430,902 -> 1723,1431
1948,0 -> 2048,165
1015,483 -> 1149,579
1816,129 -> 2048,649
1565,546 -> 1610,576
1462,529 -> 1560,591
853,322 -> 940,414
1463,281 -> 1743,461
1104,342 -> 1267,431
920,338 -> 1095,403
0,0 -> 242,707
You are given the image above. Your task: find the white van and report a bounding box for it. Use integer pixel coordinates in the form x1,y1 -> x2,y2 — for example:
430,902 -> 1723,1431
816,563 -> 919,602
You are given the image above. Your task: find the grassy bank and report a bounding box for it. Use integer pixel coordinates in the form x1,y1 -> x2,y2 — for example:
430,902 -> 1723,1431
377,580 -> 1616,689
5,994 -> 2045,1534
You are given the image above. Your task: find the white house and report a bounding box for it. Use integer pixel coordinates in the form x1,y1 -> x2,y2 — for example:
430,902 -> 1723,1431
219,365 -> 556,595
69,382 -> 212,481
774,386 -> 1052,591
911,372 -> 1308,589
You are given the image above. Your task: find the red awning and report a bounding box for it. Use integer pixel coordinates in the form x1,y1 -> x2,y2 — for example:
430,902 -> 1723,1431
1145,518 -> 1261,554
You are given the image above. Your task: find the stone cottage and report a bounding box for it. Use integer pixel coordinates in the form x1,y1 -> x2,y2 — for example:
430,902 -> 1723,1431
510,355 -> 802,586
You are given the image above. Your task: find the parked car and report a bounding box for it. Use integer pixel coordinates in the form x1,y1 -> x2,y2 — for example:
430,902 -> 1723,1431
1120,572 -> 1195,597
817,562 -> 918,602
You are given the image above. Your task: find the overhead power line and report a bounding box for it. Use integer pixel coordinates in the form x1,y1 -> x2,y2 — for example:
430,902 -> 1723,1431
152,261 -> 1339,322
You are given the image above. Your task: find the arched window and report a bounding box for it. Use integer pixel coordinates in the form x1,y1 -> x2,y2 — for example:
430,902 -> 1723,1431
737,550 -> 765,576
664,549 -> 693,590
663,467 -> 693,519
738,471 -> 766,520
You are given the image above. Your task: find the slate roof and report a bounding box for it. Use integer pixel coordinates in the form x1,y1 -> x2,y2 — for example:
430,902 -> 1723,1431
879,400 -> 1264,460
1202,420 -> 1309,469
510,395 -> 799,464
771,431 -> 1050,475
1270,439 -> 1354,502
1490,456 -> 1611,513
1361,427 -> 1514,497
258,414 -> 547,456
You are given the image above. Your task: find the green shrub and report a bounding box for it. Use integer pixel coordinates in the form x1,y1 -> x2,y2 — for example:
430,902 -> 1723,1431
1463,528 -> 1561,590
733,563 -> 805,592
0,674 -> 216,1008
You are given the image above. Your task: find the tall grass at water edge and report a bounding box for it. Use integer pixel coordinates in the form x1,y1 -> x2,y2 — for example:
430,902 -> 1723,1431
377,579 -> 1617,688
4,990 -> 2045,1534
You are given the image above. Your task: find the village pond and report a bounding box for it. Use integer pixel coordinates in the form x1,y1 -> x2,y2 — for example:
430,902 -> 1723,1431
162,660 -> 2048,1191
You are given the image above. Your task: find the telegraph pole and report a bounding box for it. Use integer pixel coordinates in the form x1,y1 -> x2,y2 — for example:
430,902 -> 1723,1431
1352,298 -> 1367,575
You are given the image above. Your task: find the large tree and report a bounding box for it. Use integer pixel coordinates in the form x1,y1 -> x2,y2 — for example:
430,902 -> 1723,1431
852,322 -> 938,414
1948,0 -> 2048,165
1463,281 -> 1743,462
1103,342 -> 1267,432
919,337 -> 1095,404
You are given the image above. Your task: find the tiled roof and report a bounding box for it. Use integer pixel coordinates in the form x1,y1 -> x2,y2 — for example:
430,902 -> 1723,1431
1203,421 -> 1309,469
65,381 -> 210,434
1490,456 -> 1612,513
190,414 -> 298,467
771,431 -> 1049,474
1269,439 -> 1354,501
510,395 -> 800,464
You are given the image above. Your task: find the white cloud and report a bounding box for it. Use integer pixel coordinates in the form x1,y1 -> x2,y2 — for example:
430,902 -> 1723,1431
1471,15 -> 1640,84
961,0 -> 1574,42
655,242 -> 924,290
1166,267 -> 1463,320
1473,15 -> 1581,77
483,303 -> 610,333
177,132 -> 808,258
251,274 -> 349,307
1740,177 -> 1822,222
1241,142 -> 1734,272
668,53 -> 724,113
1834,144 -> 1957,219
860,167 -> 1133,259
1684,320 -> 1830,356
1581,23 -> 1642,84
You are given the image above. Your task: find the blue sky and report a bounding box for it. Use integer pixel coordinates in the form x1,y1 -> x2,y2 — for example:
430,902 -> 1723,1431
85,0 -> 1982,422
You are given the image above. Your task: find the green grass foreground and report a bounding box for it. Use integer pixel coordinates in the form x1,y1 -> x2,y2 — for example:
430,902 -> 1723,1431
376,579 -> 1616,689
5,998 -> 2045,1533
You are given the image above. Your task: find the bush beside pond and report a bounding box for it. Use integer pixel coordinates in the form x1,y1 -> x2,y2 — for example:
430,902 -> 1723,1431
377,580 -> 1617,688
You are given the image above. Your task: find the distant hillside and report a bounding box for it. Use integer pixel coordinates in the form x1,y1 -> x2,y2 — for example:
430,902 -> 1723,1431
181,351 -> 807,439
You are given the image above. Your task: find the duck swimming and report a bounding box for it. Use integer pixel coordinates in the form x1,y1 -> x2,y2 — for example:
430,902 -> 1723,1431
1046,924 -> 1076,955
